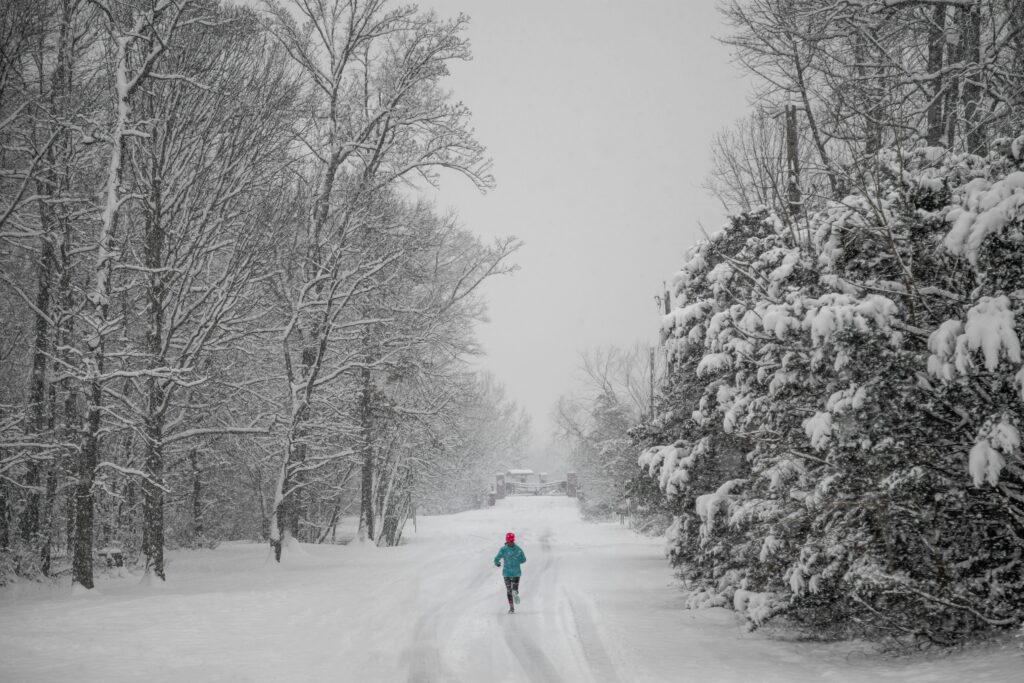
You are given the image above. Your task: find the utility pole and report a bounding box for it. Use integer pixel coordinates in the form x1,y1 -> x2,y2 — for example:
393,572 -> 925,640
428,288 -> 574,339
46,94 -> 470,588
785,102 -> 801,216
656,280 -> 672,345
648,346 -> 656,421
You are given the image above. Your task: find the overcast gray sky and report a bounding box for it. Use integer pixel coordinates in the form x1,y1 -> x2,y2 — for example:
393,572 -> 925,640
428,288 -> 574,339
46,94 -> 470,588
422,1 -> 750,437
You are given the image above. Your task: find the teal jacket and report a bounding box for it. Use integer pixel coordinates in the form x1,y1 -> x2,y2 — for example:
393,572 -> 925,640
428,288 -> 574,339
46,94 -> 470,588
494,543 -> 526,577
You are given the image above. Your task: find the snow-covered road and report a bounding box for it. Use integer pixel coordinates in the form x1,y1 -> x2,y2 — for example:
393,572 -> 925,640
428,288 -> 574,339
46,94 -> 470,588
1,496 -> 1019,682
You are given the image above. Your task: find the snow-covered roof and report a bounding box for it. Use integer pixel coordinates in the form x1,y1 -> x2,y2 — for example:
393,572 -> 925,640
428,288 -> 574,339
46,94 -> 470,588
507,469 -> 534,475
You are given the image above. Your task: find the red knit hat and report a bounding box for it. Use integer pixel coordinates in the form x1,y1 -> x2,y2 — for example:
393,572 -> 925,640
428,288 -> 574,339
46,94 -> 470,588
505,532 -> 515,543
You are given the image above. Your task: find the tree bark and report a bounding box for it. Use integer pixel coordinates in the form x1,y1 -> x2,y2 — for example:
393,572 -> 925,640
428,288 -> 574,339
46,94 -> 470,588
357,365 -> 375,542
271,423 -> 306,559
20,0 -> 78,562
40,466 -> 58,575
19,233 -> 53,546
377,465 -> 412,547
73,376 -> 101,589
0,484 -> 10,550
925,5 -> 947,145
784,104 -> 801,215
960,4 -> 985,154
141,131 -> 166,580
74,11 -> 142,589
944,13 -> 961,147
189,449 -> 202,540
854,31 -> 883,157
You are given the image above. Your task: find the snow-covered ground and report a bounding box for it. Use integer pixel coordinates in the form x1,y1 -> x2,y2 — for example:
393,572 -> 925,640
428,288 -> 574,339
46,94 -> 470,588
1,496 -> 1019,682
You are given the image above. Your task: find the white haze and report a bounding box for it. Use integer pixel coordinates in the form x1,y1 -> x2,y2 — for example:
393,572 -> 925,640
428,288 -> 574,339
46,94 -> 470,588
422,0 -> 750,437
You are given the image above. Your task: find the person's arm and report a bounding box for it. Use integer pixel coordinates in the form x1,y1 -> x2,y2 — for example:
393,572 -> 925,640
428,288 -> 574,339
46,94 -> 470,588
518,547 -> 526,564
494,547 -> 503,566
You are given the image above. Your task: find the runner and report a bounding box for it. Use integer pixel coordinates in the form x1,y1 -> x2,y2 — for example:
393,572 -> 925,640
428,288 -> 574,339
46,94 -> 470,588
494,531 -> 526,613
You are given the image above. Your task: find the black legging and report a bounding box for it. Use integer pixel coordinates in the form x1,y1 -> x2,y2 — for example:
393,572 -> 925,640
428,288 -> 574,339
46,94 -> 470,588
503,576 -> 520,606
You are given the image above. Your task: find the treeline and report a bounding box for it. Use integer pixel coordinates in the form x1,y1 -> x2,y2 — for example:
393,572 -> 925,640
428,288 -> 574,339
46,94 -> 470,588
554,346 -> 665,523
633,0 -> 1024,644
0,0 -> 527,589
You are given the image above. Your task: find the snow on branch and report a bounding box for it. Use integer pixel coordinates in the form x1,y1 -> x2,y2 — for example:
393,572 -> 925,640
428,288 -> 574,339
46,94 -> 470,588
95,462 -> 171,492
928,296 -> 1022,378
802,293 -> 898,346
969,417 -> 1019,487
945,172 -> 1024,266
694,479 -> 744,538
802,412 -> 833,451
162,426 -> 271,446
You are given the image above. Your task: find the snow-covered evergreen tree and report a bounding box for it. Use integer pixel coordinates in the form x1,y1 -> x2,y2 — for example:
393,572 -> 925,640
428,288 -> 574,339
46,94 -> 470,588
644,138 -> 1024,642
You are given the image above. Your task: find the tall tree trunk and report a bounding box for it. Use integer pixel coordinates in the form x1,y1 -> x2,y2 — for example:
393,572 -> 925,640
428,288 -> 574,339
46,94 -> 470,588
57,139 -> 79,565
944,13 -> 962,149
74,19 -> 137,589
377,461 -> 411,547
925,5 -> 947,145
189,449 -> 203,540
270,415 -> 307,560
73,377 -> 101,589
285,442 -> 305,541
290,337 -> 318,542
48,0 -> 80,576
960,4 -> 986,154
784,104 -> 801,216
357,365 -> 375,542
374,451 -> 400,546
20,233 -> 53,547
0,481 -> 10,551
141,137 -> 166,580
64,487 -> 75,559
1008,1 -> 1024,116
380,466 -> 414,547
40,465 -> 58,575
270,457 -> 287,561
21,0 -> 77,562
73,1 -> 180,586
142,401 -> 165,580
855,31 -> 883,158
271,309 -> 322,559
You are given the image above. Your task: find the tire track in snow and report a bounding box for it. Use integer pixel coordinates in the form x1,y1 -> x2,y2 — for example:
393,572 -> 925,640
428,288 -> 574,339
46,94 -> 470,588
405,547 -> 493,682
542,524 -> 622,683
504,618 -> 567,683
405,575 -> 467,682
564,588 -> 623,683
536,524 -> 622,683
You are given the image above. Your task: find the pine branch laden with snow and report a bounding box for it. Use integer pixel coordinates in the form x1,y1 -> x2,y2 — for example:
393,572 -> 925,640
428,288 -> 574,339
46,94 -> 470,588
732,589 -> 778,628
945,172 -> 1024,266
928,296 -> 1022,379
637,439 -> 704,499
968,417 -> 1020,487
694,478 -> 743,539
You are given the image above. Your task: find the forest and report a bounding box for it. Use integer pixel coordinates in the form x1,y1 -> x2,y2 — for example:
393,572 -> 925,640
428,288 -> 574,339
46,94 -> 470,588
557,0 -> 1024,645
0,0 -> 529,589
